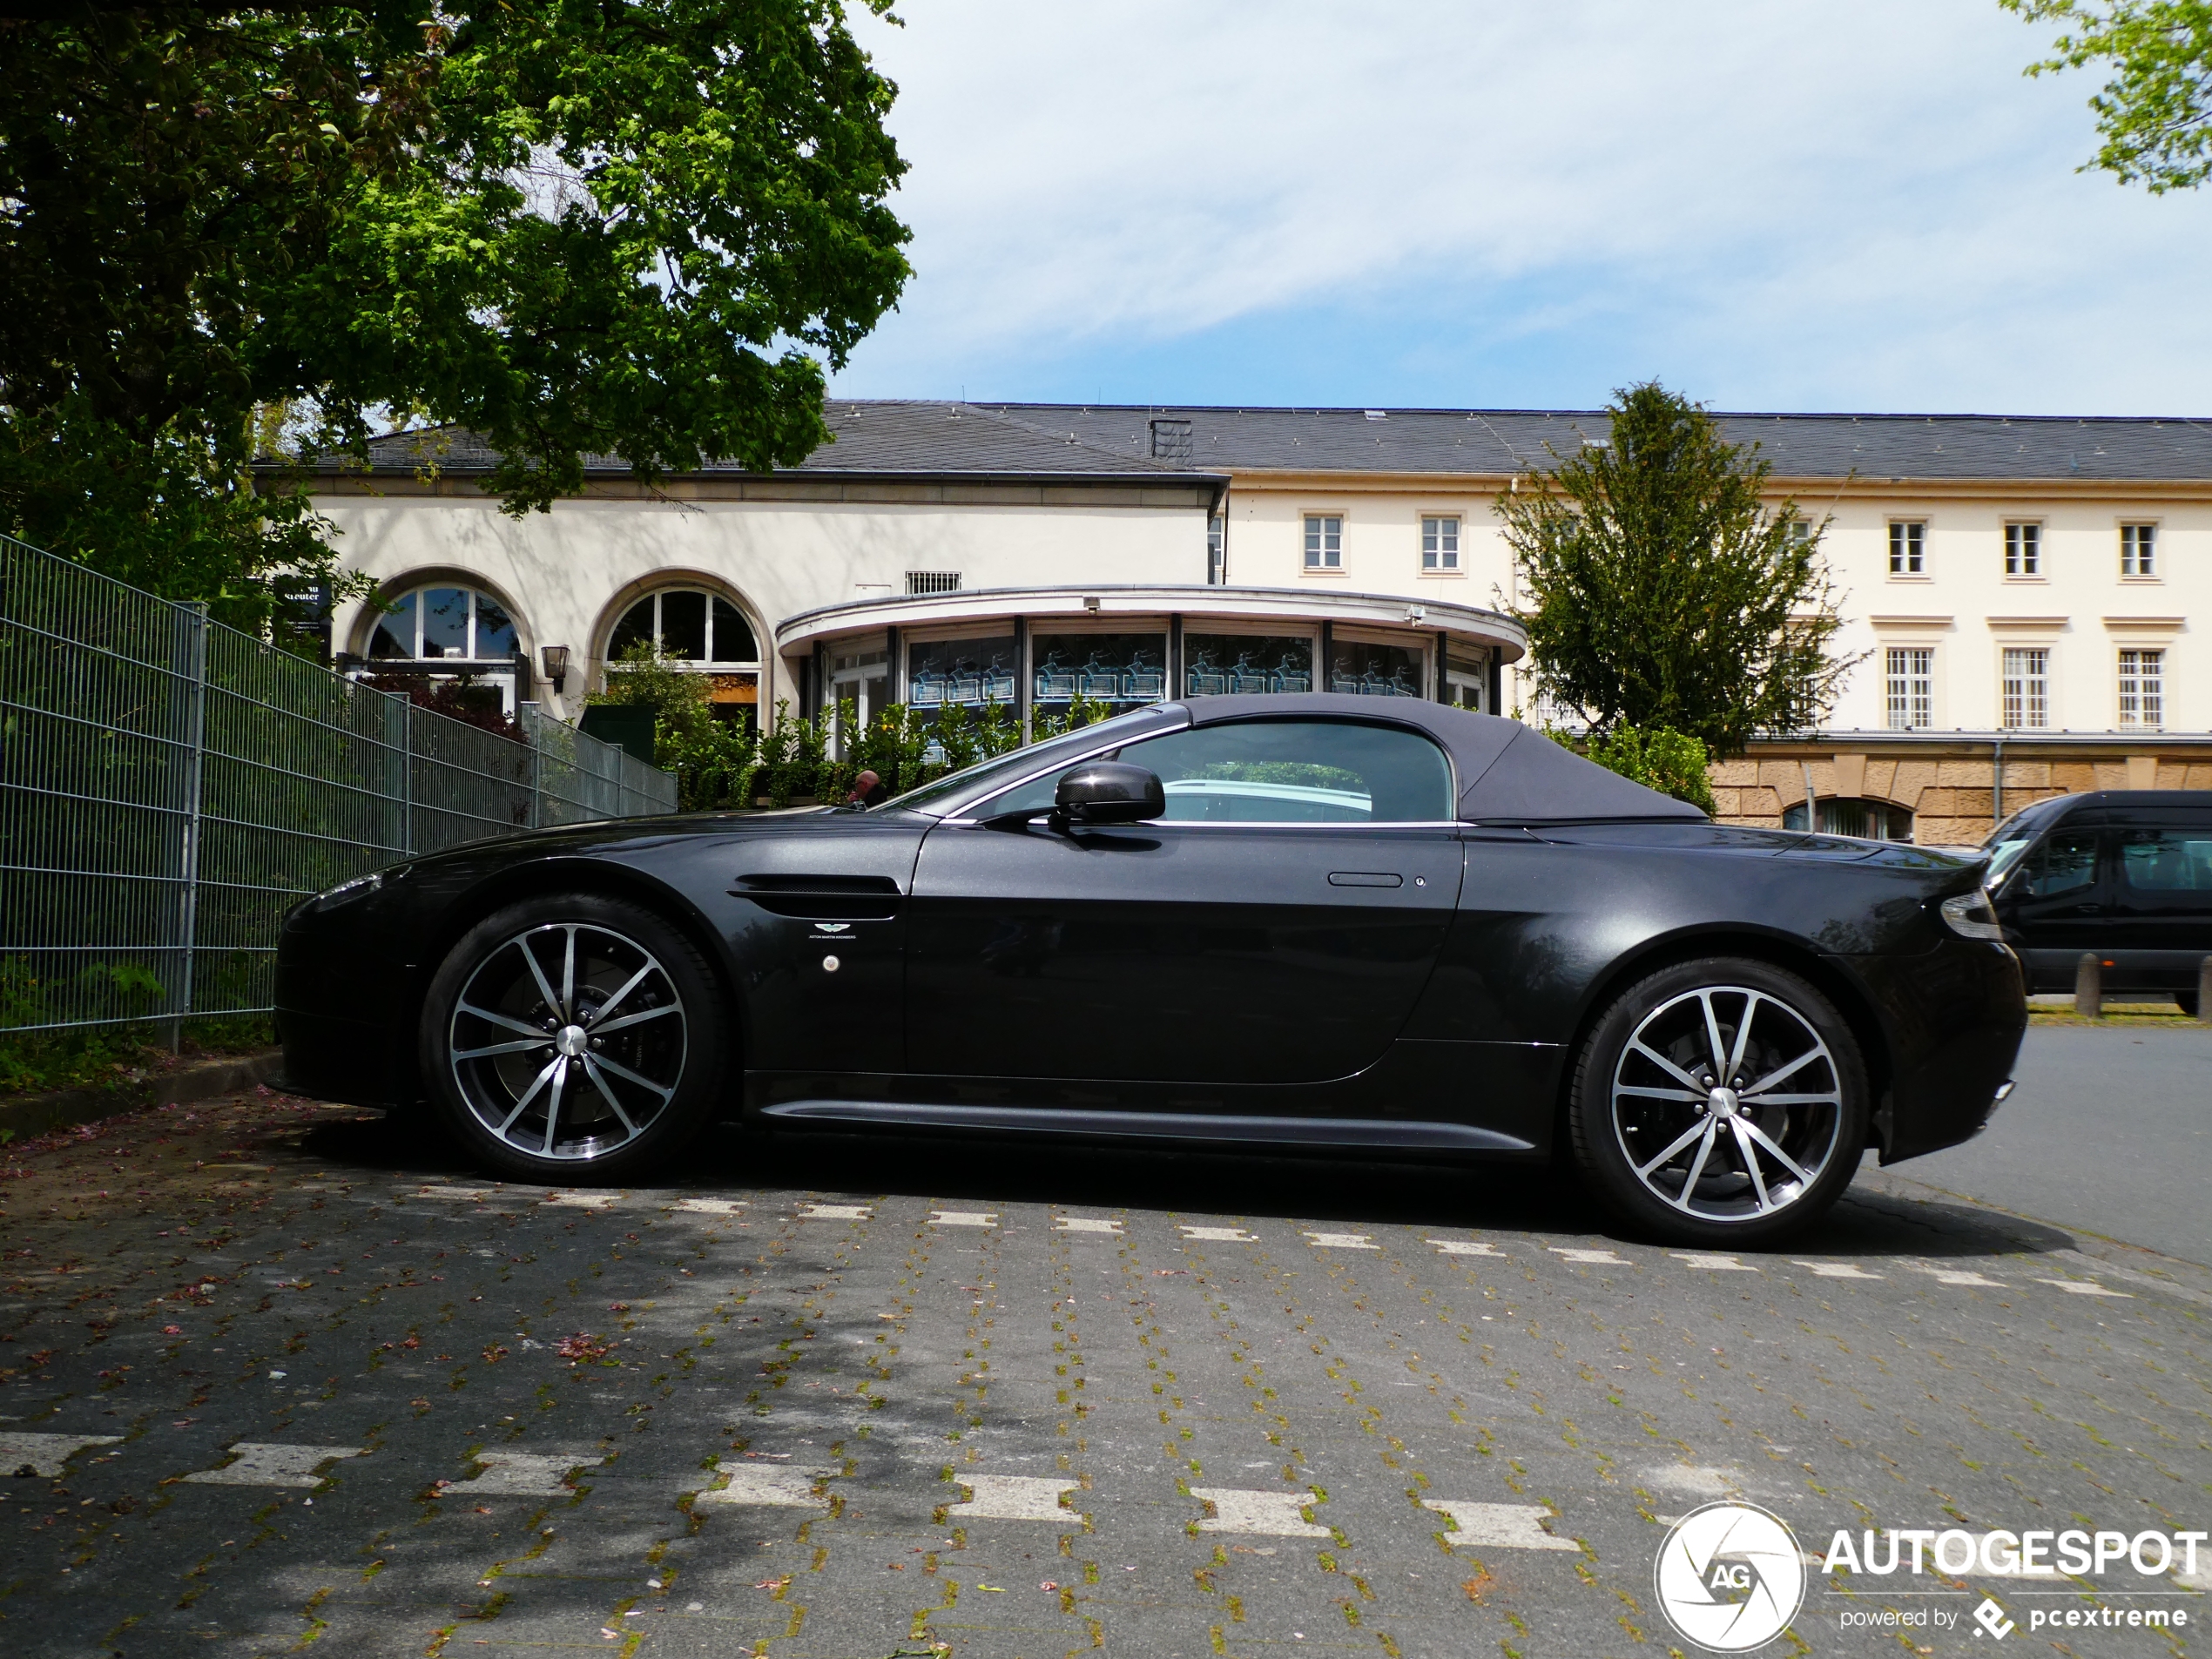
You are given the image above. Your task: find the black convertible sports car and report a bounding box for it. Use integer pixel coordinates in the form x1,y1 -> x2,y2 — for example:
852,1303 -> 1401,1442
277,695 -> 2025,1244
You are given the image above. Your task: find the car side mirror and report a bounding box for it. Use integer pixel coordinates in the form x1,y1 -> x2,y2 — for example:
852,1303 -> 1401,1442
1055,762 -> 1164,826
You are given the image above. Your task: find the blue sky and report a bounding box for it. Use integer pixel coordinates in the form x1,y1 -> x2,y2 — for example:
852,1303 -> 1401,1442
828,2 -> 2212,416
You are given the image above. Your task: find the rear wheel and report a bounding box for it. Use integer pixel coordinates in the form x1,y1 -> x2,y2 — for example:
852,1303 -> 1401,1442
1568,958 -> 1869,1246
419,894 -> 726,1184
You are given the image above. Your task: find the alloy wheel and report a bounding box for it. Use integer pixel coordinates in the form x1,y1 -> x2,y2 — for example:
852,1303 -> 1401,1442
446,922 -> 687,1162
1608,985 -> 1844,1224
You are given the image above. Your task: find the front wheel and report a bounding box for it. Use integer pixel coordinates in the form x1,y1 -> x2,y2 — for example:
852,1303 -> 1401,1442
419,894 -> 727,1185
1568,958 -> 1869,1246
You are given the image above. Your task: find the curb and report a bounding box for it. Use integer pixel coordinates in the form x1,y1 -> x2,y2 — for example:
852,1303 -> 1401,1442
0,1049 -> 287,1143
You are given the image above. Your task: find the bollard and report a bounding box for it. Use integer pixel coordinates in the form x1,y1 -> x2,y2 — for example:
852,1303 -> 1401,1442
2074,953 -> 2102,1020
2198,956 -> 2212,1025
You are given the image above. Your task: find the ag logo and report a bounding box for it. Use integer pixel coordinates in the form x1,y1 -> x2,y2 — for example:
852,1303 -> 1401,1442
1653,1501 -> 1806,1652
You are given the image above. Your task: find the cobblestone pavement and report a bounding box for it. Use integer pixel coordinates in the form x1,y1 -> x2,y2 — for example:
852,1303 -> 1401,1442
2,1089 -> 2207,1659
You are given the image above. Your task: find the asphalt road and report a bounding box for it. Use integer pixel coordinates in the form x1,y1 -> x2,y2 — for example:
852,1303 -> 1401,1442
1875,1025 -> 2212,1266
3,1080 -> 2209,1659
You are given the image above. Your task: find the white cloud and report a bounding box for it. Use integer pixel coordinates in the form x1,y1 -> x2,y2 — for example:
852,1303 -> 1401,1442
833,1 -> 2212,412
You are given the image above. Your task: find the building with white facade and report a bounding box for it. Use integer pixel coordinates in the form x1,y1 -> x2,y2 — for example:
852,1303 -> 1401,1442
310,401 -> 2212,842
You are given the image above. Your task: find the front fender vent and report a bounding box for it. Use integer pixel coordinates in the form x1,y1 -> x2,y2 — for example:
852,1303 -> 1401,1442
731,873 -> 901,921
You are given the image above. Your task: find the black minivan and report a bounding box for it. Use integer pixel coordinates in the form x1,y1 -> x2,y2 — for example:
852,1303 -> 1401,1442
1984,790 -> 2212,1014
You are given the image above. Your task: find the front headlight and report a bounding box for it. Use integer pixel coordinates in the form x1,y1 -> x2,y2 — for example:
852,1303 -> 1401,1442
1939,890 -> 2006,941
314,870 -> 384,909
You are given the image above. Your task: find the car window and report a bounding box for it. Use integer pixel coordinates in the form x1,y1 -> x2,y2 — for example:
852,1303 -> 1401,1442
974,718 -> 1453,824
2117,829 -> 2212,894
2015,832 -> 2099,899
884,705 -> 1178,817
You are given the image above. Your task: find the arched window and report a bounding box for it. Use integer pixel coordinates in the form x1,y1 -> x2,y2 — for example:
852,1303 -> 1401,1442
361,583 -> 527,714
1784,798 -> 1914,842
609,589 -> 758,666
604,586 -> 761,729
368,584 -> 519,664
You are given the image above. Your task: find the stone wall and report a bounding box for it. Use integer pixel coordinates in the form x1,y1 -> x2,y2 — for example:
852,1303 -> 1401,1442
1711,749 -> 2212,846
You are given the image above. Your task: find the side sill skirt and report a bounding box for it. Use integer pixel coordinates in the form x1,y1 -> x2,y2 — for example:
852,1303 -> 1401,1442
756,1098 -> 1533,1154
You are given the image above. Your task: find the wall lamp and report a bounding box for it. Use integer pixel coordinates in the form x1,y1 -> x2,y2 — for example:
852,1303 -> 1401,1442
541,644 -> 571,693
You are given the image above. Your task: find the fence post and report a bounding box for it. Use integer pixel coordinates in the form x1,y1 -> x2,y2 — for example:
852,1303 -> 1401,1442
172,601 -> 210,1053
400,695 -> 415,856
523,703 -> 543,829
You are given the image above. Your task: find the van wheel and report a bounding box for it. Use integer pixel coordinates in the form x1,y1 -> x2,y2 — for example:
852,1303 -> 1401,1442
1569,958 -> 1869,1246
419,894 -> 725,1185
2177,989 -> 2200,1019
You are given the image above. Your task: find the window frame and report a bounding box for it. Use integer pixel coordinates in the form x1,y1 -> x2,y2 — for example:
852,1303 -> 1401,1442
1302,512 -> 1345,574
2000,644 -> 2051,731
367,583 -> 521,664
2117,647 -> 2165,730
1419,513 -> 1462,574
2120,522 -> 2160,580
2003,521 -> 2043,580
609,587 -> 761,670
1884,644 -> 1934,731
1888,520 -> 1927,578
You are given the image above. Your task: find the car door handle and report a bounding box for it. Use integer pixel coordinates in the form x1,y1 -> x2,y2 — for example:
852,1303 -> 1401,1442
1327,872 -> 1403,887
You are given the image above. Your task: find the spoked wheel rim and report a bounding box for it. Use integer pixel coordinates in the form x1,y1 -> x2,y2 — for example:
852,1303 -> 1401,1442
1609,984 -> 1844,1224
447,922 -> 687,1162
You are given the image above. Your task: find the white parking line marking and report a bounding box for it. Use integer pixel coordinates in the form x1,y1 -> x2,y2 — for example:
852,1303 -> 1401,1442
1922,1268 -> 2006,1287
1550,1247 -> 1629,1264
796,1204 -> 872,1221
1304,1232 -> 1379,1250
0,1432 -> 120,1476
671,1198 -> 745,1215
1795,1262 -> 1883,1279
2038,1278 -> 2133,1298
696,1466 -> 832,1508
1424,1500 -> 1580,1551
545,1192 -> 617,1209
947,1474 -> 1080,1521
1181,1226 -> 1256,1242
1428,1239 -> 1506,1257
1192,1487 -> 1332,1537
461,1450 -> 605,1496
931,1211 -> 998,1228
184,1443 -> 364,1487
1672,1252 -> 1758,1271
414,1187 -> 496,1201
1055,1217 -> 1123,1234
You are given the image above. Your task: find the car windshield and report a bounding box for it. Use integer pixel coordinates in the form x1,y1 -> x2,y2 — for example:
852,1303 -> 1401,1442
880,705 -> 1184,818
1980,806 -> 2056,887
1983,837 -> 2035,886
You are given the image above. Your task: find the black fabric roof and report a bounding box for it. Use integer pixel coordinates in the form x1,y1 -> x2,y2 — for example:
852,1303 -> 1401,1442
1180,695 -> 1705,824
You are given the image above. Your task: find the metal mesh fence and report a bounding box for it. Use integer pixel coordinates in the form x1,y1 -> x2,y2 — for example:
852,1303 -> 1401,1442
0,534 -> 676,1035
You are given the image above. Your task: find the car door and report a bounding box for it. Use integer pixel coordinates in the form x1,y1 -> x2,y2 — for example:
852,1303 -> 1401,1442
903,716 -> 1465,1087
1994,822 -> 2108,987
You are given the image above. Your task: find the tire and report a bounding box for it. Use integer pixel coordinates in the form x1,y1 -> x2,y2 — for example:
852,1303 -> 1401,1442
2177,989 -> 2200,1019
1568,957 -> 1870,1247
418,894 -> 727,1185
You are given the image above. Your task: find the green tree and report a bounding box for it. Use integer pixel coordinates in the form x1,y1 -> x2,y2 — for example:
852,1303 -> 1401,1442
1496,381 -> 1857,759
2002,0 -> 2212,191
0,0 -> 909,631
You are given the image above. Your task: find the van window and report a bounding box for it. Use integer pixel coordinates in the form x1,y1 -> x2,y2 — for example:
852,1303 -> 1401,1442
2118,830 -> 2212,894
2018,833 -> 2099,899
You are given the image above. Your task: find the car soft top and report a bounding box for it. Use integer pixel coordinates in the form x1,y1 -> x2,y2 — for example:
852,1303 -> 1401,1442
1177,694 -> 1706,826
